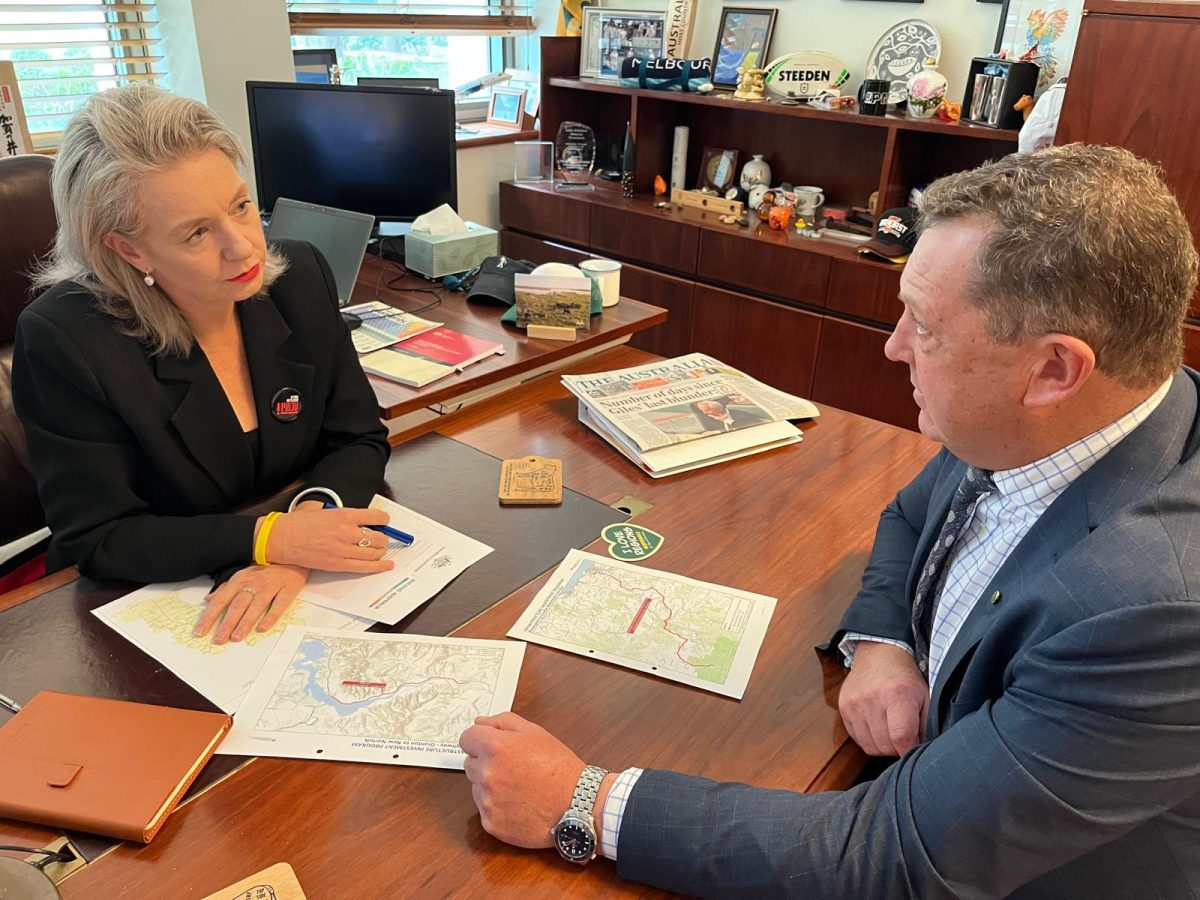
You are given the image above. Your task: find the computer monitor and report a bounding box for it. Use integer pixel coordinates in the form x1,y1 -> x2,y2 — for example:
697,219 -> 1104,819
245,81 -> 458,231
357,76 -> 440,89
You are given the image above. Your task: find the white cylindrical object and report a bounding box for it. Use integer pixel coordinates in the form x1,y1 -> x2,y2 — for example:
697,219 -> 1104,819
670,125 -> 689,191
580,258 -> 622,308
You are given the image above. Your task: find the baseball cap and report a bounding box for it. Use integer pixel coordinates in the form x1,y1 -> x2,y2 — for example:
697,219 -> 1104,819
857,207 -> 918,263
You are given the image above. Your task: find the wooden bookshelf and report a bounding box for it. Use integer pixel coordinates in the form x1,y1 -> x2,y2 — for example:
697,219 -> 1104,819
499,37 -> 1021,430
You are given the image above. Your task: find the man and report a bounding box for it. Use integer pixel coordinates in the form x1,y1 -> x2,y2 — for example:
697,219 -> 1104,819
689,396 -> 770,432
460,145 -> 1200,897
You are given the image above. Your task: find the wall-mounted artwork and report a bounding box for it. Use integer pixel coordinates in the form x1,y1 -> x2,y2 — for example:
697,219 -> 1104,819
865,19 -> 941,104
711,7 -> 778,89
995,0 -> 1083,91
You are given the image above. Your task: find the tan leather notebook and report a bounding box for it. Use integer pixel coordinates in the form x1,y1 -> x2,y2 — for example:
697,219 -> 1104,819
0,691 -> 231,842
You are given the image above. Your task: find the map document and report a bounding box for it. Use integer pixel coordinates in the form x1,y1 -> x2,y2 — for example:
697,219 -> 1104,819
508,550 -> 775,699
93,579 -> 373,713
302,496 -> 493,625
218,627 -> 525,769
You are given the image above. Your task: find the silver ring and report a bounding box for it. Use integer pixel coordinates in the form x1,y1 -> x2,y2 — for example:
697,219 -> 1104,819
358,537 -> 372,548
239,586 -> 257,596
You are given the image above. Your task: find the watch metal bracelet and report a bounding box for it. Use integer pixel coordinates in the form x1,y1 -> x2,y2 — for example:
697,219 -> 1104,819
570,764 -> 607,816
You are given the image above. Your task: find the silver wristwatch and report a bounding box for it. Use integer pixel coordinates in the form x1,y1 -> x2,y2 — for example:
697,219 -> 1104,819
550,764 -> 608,864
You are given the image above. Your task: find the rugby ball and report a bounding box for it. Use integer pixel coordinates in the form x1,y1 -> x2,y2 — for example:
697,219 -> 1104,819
763,51 -> 851,101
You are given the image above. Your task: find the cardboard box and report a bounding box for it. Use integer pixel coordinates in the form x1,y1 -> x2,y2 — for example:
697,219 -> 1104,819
403,222 -> 499,279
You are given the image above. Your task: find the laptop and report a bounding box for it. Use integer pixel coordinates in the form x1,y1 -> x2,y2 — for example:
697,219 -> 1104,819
266,198 -> 375,307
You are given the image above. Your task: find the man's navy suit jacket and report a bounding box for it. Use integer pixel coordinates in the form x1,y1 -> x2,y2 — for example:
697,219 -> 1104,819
617,370 -> 1200,898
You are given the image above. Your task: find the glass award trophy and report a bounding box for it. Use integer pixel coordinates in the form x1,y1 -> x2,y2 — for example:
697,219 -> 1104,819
554,121 -> 596,191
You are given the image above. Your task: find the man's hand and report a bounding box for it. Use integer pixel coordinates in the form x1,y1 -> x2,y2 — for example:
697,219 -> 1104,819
838,641 -> 929,756
460,712 -> 585,848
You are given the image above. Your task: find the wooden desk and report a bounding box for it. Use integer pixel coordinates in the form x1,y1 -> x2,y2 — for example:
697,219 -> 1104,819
354,256 -> 667,420
2,347 -> 936,897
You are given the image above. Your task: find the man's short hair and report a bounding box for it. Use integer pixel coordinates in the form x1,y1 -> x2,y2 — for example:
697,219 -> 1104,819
919,144 -> 1198,388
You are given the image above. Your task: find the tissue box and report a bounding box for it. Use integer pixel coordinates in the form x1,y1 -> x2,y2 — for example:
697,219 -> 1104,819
404,222 -> 499,279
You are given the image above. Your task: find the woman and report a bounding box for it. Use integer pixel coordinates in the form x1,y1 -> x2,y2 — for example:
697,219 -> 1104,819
13,85 -> 393,645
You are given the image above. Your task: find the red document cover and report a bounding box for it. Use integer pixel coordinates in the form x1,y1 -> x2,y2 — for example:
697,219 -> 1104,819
397,326 -> 504,368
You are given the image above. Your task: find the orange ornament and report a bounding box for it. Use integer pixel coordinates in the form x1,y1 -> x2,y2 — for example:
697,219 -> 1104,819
653,175 -> 667,196
768,205 -> 794,231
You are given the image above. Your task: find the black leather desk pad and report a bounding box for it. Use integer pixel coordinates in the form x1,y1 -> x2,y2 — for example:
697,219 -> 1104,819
0,433 -> 624,859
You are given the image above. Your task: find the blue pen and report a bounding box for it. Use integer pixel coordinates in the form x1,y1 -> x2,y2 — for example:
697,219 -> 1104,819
323,502 -> 414,546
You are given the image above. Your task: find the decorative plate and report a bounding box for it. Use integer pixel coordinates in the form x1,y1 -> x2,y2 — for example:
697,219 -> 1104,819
762,51 -> 851,102
865,19 -> 942,105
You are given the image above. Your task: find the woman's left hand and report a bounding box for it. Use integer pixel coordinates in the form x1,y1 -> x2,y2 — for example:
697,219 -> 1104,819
194,563 -> 309,644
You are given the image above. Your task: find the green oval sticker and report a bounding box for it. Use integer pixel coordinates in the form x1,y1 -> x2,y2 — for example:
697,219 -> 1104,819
602,523 -> 665,561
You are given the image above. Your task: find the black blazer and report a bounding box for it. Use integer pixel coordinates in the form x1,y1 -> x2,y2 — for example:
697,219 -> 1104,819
13,240 -> 389,582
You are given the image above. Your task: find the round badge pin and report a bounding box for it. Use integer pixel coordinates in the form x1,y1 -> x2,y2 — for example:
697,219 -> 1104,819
271,387 -> 302,423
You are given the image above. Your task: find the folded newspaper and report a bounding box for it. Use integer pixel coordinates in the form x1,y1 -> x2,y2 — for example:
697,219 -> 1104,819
563,354 -> 819,476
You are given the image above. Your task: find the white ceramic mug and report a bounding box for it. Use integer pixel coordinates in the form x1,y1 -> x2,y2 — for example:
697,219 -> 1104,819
794,185 -> 826,218
580,258 -> 622,307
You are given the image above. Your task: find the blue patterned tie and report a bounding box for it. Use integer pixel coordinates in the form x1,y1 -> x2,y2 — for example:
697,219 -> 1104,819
910,465 -> 996,677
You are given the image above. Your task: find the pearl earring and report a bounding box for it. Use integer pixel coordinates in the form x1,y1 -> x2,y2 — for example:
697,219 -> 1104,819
143,271 -> 155,287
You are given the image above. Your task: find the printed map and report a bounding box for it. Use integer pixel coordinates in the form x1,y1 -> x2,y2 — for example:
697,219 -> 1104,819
219,627 -> 525,768
93,579 -> 372,714
509,550 -> 776,699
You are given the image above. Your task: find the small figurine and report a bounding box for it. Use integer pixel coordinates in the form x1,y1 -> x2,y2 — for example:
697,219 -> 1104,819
733,66 -> 768,103
768,205 -> 794,231
653,174 -> 667,196
936,99 -> 962,122
1014,94 -> 1035,120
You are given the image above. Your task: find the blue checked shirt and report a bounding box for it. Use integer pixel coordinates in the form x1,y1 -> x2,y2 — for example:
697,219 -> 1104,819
601,378 -> 1171,860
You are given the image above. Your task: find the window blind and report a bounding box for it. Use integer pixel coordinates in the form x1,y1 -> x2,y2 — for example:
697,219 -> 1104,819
0,0 -> 165,150
287,1 -> 534,38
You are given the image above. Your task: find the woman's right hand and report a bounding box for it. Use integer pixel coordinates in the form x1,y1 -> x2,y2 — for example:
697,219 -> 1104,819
259,506 -> 396,573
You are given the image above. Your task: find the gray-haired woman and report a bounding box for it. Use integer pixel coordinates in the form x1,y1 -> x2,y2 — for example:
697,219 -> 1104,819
13,84 -> 394,644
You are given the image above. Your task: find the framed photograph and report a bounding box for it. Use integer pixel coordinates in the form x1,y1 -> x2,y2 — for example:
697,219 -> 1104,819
994,0 -> 1084,91
697,146 -> 739,193
580,8 -> 669,81
711,7 -> 778,89
487,87 -> 527,128
293,48 -> 338,84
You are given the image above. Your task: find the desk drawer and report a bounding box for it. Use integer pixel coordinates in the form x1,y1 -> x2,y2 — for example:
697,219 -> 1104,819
697,230 -> 830,306
811,317 -> 917,430
500,230 -> 590,266
825,260 -> 902,326
691,285 -> 821,397
499,182 -> 589,246
590,205 -> 698,274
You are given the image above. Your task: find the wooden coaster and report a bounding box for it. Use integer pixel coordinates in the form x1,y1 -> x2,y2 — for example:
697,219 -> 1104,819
499,456 -> 563,505
201,862 -> 307,900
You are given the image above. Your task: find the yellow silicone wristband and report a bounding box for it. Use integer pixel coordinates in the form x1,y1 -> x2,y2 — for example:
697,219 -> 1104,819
254,511 -> 282,566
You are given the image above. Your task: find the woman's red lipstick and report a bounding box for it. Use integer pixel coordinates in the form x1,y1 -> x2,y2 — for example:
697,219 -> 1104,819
227,262 -> 261,284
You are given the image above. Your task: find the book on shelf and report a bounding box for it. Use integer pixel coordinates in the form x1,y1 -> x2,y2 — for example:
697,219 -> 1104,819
359,326 -> 504,388
562,353 -> 818,477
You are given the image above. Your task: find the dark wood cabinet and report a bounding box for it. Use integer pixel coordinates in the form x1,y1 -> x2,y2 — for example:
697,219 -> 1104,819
493,37 -> 1022,431
499,229 -> 591,267
1056,0 -> 1200,328
622,263 -> 695,358
825,260 -> 903,325
811,317 -> 918,431
690,285 -> 823,398
590,204 -> 698,275
696,229 -> 831,308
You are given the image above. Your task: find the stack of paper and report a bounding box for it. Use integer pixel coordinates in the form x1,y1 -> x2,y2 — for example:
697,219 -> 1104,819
562,353 -> 818,477
360,326 -> 504,387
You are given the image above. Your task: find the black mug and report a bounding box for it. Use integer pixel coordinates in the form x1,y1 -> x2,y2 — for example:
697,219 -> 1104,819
859,79 -> 891,116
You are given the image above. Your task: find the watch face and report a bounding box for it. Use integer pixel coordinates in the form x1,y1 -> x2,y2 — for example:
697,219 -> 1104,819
554,818 -> 596,862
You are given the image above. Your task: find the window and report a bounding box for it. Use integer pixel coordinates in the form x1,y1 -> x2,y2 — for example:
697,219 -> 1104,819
0,0 -> 165,151
287,0 -> 533,91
